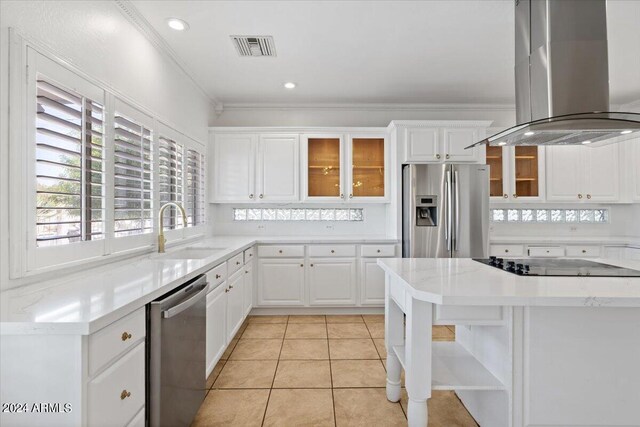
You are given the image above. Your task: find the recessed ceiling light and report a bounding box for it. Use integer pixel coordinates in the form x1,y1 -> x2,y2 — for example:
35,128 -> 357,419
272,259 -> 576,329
284,82 -> 296,89
497,142 -> 507,146
620,130 -> 632,135
582,140 -> 592,145
166,18 -> 189,31
524,131 -> 535,136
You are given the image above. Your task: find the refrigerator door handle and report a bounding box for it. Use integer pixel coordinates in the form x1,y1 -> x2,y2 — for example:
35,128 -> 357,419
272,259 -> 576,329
454,170 -> 460,251
445,170 -> 452,251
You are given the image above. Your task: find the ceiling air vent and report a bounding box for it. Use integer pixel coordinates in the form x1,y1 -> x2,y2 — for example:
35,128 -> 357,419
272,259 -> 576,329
231,36 -> 276,57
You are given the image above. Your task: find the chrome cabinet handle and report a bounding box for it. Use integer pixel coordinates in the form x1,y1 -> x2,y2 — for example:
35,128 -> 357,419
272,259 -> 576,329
121,332 -> 132,341
249,194 -> 254,199
259,194 -> 264,199
120,390 -> 131,400
503,194 -> 508,199
436,154 -> 441,159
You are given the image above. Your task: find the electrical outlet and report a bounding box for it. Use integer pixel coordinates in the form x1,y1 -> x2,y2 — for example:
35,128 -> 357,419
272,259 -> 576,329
257,224 -> 265,230
325,225 -> 334,230
569,226 -> 578,232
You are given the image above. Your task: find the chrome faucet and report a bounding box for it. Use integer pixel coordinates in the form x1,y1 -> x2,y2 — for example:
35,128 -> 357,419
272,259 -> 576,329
158,202 -> 188,253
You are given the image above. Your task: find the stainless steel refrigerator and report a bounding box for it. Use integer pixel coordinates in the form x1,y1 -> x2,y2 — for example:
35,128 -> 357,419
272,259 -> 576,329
402,164 -> 489,258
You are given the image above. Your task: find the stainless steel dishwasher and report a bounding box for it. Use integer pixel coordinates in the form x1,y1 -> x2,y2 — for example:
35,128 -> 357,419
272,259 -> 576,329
147,274 -> 208,427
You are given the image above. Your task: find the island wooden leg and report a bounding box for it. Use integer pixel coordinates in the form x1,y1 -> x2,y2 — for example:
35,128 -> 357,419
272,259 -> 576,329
385,275 -> 404,402
405,298 -> 432,427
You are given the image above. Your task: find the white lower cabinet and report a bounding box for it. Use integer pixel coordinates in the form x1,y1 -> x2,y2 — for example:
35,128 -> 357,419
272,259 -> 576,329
360,259 -> 386,305
308,258 -> 357,305
206,283 -> 227,376
244,261 -> 254,316
126,408 -> 145,427
258,258 -> 305,306
226,270 -> 245,340
87,342 -> 145,427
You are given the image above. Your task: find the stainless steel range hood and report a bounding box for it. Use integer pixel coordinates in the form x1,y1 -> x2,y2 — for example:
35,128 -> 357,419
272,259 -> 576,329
468,0 -> 640,148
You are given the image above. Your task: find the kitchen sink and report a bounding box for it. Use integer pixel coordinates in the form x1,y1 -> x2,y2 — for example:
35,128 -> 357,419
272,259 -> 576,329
155,248 -> 220,260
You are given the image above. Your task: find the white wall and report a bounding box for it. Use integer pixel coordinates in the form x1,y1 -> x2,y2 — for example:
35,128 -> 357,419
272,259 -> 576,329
210,105 -> 516,129
0,0 -> 212,289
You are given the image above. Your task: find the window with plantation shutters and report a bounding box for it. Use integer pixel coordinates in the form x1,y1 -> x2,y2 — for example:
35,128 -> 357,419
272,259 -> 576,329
158,136 -> 184,229
113,113 -> 153,237
35,78 -> 104,247
186,149 -> 206,226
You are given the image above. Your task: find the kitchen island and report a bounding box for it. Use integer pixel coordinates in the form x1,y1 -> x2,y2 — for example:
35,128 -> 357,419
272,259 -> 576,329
377,258 -> 640,427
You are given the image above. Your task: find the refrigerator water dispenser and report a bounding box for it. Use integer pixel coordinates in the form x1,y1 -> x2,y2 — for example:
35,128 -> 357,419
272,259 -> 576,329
416,195 -> 437,226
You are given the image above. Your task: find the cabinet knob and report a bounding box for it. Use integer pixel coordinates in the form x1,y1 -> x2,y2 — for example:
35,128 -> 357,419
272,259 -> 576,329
340,193 -> 345,199
445,154 -> 450,159
121,332 -> 132,341
236,261 -> 240,265
586,194 -> 591,199
245,270 -> 249,274
505,249 -> 509,253
249,194 -> 254,199
349,194 -> 353,199
578,194 -> 583,199
435,154 -> 441,159
582,249 -> 587,253
229,285 -> 234,289
512,194 -> 518,198
215,274 -> 221,279
330,249 -> 335,253
120,390 -> 131,400
377,249 -> 381,253
225,288 -> 230,293
300,264 -> 304,267
279,250 -> 283,254
310,264 -> 314,267
503,194 -> 508,199
249,253 -> 252,257
259,194 -> 264,199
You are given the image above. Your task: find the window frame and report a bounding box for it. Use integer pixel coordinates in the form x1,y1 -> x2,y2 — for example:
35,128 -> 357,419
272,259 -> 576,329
8,37 -> 207,279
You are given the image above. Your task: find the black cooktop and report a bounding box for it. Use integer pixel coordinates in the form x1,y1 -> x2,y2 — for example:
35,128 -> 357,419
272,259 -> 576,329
474,257 -> 640,277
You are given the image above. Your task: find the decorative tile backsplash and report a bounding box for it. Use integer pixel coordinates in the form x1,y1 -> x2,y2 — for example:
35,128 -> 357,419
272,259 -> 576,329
491,208 -> 609,223
233,208 -> 364,222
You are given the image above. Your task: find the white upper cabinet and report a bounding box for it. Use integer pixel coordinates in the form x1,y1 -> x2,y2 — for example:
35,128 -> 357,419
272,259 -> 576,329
302,134 -> 346,202
405,127 -> 440,161
211,132 -> 300,203
256,134 -> 300,201
443,128 -> 481,162
211,133 -> 257,202
546,144 -> 620,202
393,121 -> 490,164
346,134 -> 388,201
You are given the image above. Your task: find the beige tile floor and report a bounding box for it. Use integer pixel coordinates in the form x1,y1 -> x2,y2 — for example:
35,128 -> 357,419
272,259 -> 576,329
194,315 -> 478,427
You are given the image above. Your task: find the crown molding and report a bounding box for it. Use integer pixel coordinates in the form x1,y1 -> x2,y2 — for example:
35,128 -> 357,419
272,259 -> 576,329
220,102 -> 516,112
113,0 -> 221,109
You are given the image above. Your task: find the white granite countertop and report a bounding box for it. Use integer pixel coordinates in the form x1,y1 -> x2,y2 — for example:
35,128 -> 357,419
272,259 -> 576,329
0,235 -> 397,335
378,258 -> 640,307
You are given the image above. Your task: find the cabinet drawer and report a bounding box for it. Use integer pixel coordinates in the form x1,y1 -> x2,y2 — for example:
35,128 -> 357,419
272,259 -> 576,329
361,245 -> 396,257
308,245 -> 356,257
88,342 -> 145,427
244,246 -> 255,263
88,307 -> 145,376
489,244 -> 524,257
207,262 -> 227,288
227,252 -> 244,274
528,246 -> 565,258
434,305 -> 504,325
565,245 -> 601,258
258,245 -> 305,258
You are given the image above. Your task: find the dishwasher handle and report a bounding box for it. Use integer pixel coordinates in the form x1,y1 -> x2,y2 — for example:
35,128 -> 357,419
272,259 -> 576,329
162,282 -> 209,319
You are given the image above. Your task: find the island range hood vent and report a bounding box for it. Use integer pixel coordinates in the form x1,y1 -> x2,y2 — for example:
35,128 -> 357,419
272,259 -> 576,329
468,0 -> 640,149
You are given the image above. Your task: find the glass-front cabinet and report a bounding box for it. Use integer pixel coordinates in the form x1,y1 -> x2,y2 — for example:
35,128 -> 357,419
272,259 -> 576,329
302,133 -> 387,202
488,146 -> 544,202
349,137 -> 386,200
